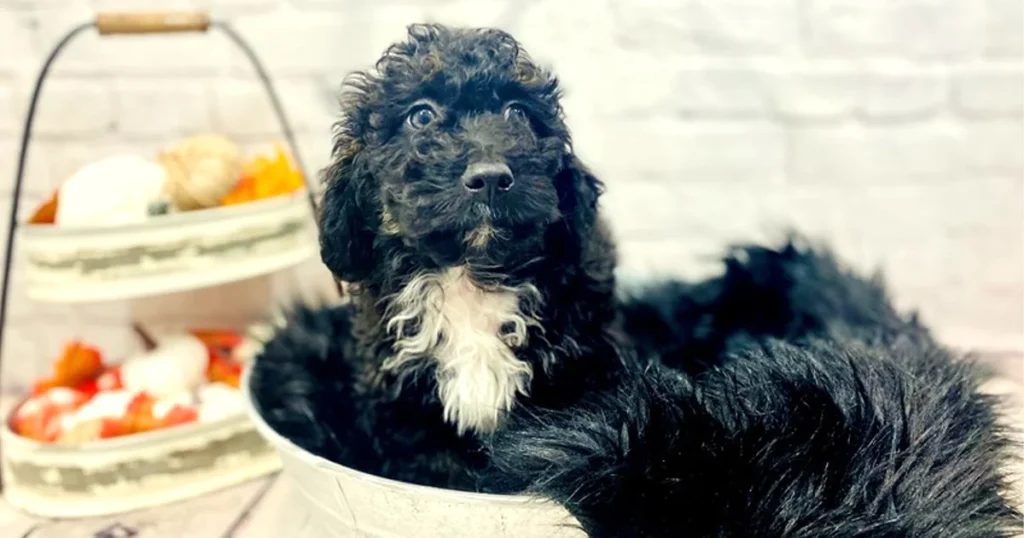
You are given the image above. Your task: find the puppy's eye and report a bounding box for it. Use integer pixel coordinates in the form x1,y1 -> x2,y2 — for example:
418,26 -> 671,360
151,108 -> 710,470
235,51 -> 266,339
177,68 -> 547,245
407,105 -> 438,129
503,103 -> 529,123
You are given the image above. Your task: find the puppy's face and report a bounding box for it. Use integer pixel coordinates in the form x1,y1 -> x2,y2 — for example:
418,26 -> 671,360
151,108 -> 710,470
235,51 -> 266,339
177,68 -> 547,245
320,24 -> 601,281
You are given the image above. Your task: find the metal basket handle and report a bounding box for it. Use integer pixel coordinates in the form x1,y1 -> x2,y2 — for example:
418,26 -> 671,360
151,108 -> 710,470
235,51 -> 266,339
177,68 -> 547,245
96,11 -> 212,35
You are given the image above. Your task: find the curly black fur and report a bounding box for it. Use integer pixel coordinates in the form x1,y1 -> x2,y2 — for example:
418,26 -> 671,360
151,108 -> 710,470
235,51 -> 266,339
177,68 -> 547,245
485,339 -> 1019,537
251,23 -> 624,488
618,235 -> 932,376
486,242 -> 1020,536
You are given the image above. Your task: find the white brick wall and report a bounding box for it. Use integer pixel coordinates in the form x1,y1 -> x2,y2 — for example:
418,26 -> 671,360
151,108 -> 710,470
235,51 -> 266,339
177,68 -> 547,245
0,0 -> 1021,391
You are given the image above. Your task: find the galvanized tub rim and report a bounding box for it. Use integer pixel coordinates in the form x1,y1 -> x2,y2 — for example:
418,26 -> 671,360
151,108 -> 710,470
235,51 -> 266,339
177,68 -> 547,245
240,362 -> 547,507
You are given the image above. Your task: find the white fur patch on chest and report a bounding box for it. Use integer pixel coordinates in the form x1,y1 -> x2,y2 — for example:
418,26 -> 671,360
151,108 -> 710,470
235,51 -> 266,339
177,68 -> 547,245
382,267 -> 542,435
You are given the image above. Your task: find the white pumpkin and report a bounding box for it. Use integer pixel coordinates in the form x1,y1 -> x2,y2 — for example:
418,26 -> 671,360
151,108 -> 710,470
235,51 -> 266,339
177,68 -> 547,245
120,334 -> 209,399
55,155 -> 169,228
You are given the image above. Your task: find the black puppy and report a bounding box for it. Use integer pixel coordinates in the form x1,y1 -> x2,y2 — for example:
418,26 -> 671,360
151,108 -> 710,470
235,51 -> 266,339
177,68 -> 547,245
486,240 -> 1021,537
250,22 -> 1019,534
251,23 -> 623,488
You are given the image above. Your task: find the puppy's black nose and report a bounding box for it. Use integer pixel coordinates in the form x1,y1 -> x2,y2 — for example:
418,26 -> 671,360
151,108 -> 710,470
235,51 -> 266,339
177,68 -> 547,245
462,162 -> 514,196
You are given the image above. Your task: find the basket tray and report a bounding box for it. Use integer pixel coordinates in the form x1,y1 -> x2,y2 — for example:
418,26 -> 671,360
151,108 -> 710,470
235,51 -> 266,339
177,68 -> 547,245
1,399 -> 281,519
18,194 -> 317,303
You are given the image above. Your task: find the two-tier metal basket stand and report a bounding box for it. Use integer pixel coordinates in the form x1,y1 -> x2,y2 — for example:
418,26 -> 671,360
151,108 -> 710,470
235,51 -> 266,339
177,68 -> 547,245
0,11 -> 334,517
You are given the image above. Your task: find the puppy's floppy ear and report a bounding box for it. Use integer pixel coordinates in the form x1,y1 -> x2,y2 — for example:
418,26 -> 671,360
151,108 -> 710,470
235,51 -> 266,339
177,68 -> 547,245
555,153 -> 604,247
318,136 -> 379,282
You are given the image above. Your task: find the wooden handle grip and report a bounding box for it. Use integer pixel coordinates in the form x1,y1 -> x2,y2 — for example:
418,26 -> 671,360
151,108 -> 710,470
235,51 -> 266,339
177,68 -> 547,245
95,11 -> 210,35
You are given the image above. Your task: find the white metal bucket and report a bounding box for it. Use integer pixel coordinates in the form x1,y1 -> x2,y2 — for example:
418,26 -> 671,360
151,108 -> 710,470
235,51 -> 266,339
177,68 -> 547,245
241,363 -> 586,538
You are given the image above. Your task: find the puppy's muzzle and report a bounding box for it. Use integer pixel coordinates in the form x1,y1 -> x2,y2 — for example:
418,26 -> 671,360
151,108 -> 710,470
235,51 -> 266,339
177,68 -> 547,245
462,161 -> 514,204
